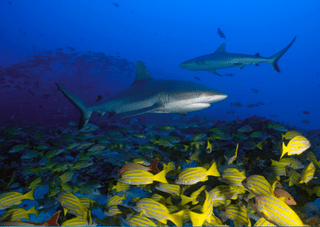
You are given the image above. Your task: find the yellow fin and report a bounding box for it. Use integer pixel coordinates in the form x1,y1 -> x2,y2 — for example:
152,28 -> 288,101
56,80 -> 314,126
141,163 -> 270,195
189,210 -> 208,227
153,170 -> 168,183
207,162 -> 220,177
169,210 -> 184,227
280,142 -> 287,159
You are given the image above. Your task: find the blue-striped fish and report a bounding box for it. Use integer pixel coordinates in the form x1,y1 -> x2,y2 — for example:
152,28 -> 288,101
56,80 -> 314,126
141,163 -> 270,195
280,135 -> 310,159
105,194 -> 126,208
285,166 -> 301,187
118,169 -> 167,185
223,204 -> 251,226
0,189 -> 35,210
155,183 -> 181,197
299,162 -> 316,184
281,131 -> 302,140
224,143 -> 239,165
254,217 -> 276,226
0,211 -> 60,226
135,198 -> 184,226
209,185 -> 245,201
218,168 -> 246,187
175,162 -> 220,185
0,206 -> 39,222
124,213 -> 157,226
271,158 -> 304,169
250,195 -> 305,226
305,151 -> 320,168
242,175 -> 273,196
56,191 -> 88,217
60,215 -> 91,226
104,205 -> 132,216
111,182 -> 130,193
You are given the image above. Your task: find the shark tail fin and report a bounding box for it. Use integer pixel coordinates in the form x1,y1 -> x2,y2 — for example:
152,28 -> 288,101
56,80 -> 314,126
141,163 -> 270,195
55,83 -> 93,130
268,36 -> 296,72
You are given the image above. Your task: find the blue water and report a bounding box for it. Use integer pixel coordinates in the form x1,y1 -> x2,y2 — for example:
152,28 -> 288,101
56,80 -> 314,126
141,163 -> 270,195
0,0 -> 319,130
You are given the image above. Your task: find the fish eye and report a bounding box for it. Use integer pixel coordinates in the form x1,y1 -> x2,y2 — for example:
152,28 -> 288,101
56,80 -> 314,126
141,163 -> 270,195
288,197 -> 291,200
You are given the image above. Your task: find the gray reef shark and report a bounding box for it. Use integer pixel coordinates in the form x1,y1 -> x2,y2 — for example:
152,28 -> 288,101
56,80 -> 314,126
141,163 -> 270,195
179,36 -> 296,76
56,61 -> 227,129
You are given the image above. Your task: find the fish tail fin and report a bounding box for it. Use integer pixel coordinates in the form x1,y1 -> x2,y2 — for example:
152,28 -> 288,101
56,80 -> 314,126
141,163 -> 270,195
207,162 -> 220,177
43,211 -> 61,226
180,194 -> 193,206
56,83 -> 93,130
24,188 -> 35,200
169,210 -> 184,227
189,210 -> 207,227
280,142 -> 287,159
149,158 -> 160,173
268,36 -> 296,72
153,170 -> 168,184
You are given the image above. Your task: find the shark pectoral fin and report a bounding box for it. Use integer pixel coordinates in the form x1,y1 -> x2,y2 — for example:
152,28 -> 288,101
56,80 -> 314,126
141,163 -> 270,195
233,63 -> 245,69
98,112 -> 106,117
108,111 -> 116,119
122,102 -> 163,118
207,69 -> 223,76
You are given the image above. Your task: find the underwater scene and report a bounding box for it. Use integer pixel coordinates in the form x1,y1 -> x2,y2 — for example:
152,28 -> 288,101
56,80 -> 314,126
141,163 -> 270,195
1,0 -> 320,226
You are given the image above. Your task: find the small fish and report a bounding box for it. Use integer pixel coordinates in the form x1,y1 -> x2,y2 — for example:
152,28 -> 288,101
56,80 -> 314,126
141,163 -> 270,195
274,188 -> 297,205
209,185 -> 244,201
250,195 -> 305,226
271,158 -> 304,169
251,88 -> 259,93
247,104 -> 258,108
0,211 -> 61,226
238,125 -> 253,133
112,2 -> 119,7
56,191 -> 89,218
118,158 -> 160,176
266,122 -> 287,132
223,204 -> 251,226
302,111 -> 309,114
155,183 -> 181,197
135,198 -> 184,226
105,194 -> 126,208
281,131 -> 302,140
124,213 -> 157,226
194,76 -> 201,81
9,144 -> 28,153
118,169 -> 168,185
242,175 -> 273,196
230,102 -> 243,107
218,168 -> 246,187
0,189 -> 35,210
217,28 -> 226,39
227,110 -> 236,114
175,162 -> 220,185
280,135 -> 310,159
301,119 -> 310,124
285,166 -> 301,187
299,162 -> 316,184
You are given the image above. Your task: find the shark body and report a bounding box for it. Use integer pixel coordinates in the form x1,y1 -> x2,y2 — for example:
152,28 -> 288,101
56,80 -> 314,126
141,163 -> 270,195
56,61 -> 227,129
179,36 -> 296,76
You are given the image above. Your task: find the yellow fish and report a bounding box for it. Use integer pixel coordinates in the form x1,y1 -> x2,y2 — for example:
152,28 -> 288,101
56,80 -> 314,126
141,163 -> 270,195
299,162 -> 316,184
180,185 -> 206,206
223,204 -> 251,226
242,175 -> 273,196
281,131 -> 302,140
135,198 -> 183,226
118,169 -> 167,185
250,195 -> 305,226
280,135 -> 310,159
175,162 -> 220,185
218,168 -> 246,187
155,183 -> 181,197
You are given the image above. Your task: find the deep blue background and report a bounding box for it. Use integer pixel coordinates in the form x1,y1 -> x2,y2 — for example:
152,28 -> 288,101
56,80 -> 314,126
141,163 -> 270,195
0,0 -> 319,129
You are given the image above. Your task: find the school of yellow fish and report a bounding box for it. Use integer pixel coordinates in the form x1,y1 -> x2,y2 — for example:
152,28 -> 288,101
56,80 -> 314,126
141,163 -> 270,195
0,125 -> 320,226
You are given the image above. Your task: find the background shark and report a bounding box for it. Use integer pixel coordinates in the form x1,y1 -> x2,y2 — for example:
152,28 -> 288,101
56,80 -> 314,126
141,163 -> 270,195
56,61 -> 227,130
179,36 -> 296,76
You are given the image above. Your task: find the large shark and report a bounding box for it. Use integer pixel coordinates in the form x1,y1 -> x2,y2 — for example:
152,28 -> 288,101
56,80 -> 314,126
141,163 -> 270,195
56,61 -> 227,130
179,36 -> 296,76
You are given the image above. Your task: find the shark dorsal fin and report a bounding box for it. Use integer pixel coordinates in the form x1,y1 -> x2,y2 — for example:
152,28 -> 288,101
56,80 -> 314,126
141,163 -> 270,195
214,43 -> 226,53
131,61 -> 153,86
